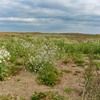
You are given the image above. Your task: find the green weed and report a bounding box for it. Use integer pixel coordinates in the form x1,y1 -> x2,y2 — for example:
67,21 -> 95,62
37,62 -> 60,86
64,87 -> 74,94
31,91 -> 65,100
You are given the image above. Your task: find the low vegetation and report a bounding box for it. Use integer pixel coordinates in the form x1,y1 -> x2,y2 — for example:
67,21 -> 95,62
64,87 -> 74,94
0,33 -> 100,100
0,94 -> 25,100
31,92 -> 66,100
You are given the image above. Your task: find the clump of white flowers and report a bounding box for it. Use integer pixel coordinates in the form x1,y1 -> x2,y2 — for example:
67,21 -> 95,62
0,46 -> 10,63
28,37 -> 65,64
29,44 -> 58,63
25,37 -> 66,72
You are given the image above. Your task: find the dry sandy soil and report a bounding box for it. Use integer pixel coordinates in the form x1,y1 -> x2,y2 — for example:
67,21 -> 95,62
0,62 -> 85,100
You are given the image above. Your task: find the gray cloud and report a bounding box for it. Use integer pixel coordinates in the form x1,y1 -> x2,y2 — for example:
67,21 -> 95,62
0,0 -> 100,33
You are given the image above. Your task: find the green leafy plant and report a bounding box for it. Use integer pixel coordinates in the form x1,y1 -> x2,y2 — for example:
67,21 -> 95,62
0,63 -> 21,81
0,63 -> 10,81
37,62 -> 60,86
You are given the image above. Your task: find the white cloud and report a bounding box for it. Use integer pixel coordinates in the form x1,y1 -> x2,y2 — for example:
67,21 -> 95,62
0,17 -> 36,22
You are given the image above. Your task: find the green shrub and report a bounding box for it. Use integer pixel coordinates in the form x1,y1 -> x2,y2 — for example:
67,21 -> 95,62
37,62 -> 60,86
0,63 -> 21,81
0,63 -> 10,81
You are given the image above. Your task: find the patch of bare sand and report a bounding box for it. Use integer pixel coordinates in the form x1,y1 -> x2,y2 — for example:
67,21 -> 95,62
0,63 -> 85,100
0,71 -> 50,100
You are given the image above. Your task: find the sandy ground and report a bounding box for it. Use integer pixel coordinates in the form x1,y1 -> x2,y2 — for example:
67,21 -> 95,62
0,63 -> 85,100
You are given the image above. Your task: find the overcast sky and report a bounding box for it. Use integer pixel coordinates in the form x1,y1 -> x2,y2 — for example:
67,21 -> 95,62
0,0 -> 100,34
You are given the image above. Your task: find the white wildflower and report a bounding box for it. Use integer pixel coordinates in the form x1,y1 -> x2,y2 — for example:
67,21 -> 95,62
0,47 -> 11,63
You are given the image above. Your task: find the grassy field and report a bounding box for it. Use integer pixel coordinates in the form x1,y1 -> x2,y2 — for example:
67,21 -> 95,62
0,32 -> 100,100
